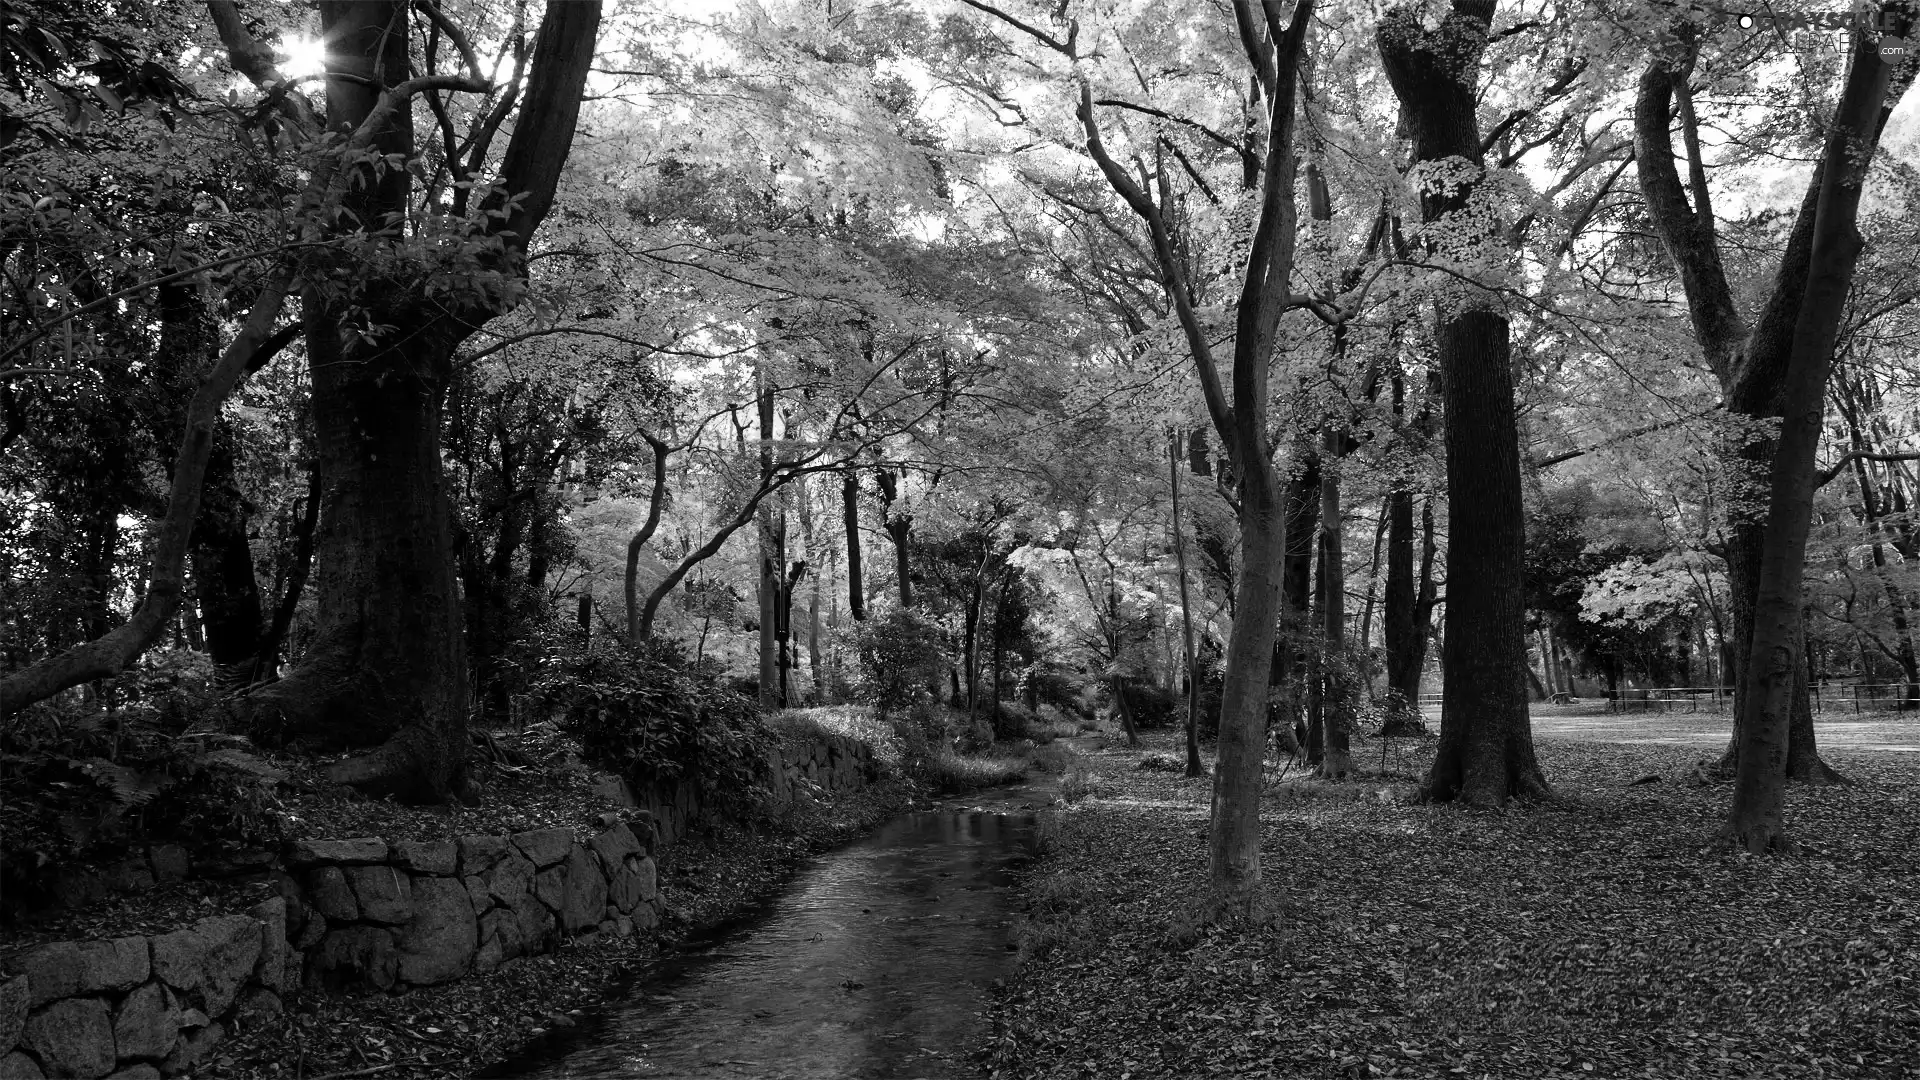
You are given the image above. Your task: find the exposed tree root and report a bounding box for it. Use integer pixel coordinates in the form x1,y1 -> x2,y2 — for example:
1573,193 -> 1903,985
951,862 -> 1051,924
1722,819 -> 1794,855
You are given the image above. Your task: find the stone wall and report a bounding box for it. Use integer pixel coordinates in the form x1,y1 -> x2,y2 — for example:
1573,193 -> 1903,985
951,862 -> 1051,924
0,813 -> 659,1079
0,732 -> 874,1079
0,897 -> 290,1079
632,731 -> 879,845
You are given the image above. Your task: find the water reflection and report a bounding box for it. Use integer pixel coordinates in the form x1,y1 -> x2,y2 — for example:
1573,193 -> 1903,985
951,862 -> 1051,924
490,804 -> 1038,1079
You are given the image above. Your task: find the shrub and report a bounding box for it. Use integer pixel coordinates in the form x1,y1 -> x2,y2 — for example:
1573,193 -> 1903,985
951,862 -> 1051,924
922,749 -> 1028,794
851,609 -> 946,718
1118,680 -> 1182,728
1061,759 -> 1100,803
530,636 -> 767,802
1135,751 -> 1186,772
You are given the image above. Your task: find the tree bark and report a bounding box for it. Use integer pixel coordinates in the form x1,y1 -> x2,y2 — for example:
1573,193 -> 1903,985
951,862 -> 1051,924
758,382 -> 780,711
253,462 -> 320,683
623,434 -> 670,647
1379,1 -> 1547,805
1276,453 -> 1320,755
1172,433 -> 1206,777
1318,448 -> 1352,779
843,472 -> 866,621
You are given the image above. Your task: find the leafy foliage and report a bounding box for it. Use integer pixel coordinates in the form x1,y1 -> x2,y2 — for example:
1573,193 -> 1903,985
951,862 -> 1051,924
851,607 -> 947,718
530,636 -> 769,803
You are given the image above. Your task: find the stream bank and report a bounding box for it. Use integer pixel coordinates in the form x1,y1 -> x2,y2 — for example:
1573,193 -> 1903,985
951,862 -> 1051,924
482,782 -> 1052,1079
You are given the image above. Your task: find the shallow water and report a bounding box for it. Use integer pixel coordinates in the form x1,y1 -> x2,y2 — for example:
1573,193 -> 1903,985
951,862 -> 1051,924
492,793 -> 1041,1079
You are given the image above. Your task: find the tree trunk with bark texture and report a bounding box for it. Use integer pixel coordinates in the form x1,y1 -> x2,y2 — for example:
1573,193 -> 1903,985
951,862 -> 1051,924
1726,28 -> 1898,851
1631,33 -> 1913,785
1172,434 -> 1207,777
843,472 -> 865,621
1318,451 -> 1352,778
234,0 -> 601,801
1277,453 -> 1319,756
1379,1 -> 1548,805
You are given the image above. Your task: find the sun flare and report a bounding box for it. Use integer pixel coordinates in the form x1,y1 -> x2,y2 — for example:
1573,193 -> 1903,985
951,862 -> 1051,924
278,34 -> 327,79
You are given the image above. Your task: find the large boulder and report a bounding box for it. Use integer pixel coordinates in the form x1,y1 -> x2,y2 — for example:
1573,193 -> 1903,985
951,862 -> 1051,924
477,909 -> 524,962
510,828 -> 572,869
0,975 -> 30,1053
559,846 -> 608,935
636,857 -> 658,903
149,915 -> 261,1018
345,866 -> 413,925
393,878 -> 475,987
391,840 -> 458,876
505,892 -> 554,954
248,897 -> 290,994
306,927 -> 397,992
305,866 -> 359,922
457,835 -> 509,876
21,997 -> 114,1079
484,853 -> 535,907
608,864 -> 644,914
0,1051 -> 45,1078
461,875 -> 492,917
587,824 -> 642,868
75,938 -> 148,995
111,982 -> 178,1062
159,1021 -> 222,1076
17,943 -> 82,1007
532,864 -> 567,913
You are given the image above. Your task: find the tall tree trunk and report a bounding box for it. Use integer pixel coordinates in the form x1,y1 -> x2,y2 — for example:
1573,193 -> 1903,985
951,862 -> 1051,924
232,0 -> 602,801
877,468 -> 913,608
842,472 -> 865,620
757,380 -> 780,710
1381,487 -> 1426,734
1727,27 -> 1895,851
1276,453 -> 1320,755
1059,0 -> 1314,898
1318,449 -> 1352,779
253,462 -> 320,684
1172,433 -> 1206,777
623,434 -> 670,647
1379,1 -> 1547,805
191,422 -> 265,674
1632,33 -> 1903,785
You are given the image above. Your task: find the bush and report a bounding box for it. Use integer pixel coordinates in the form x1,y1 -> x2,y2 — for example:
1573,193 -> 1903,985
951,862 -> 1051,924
852,609 -> 947,718
530,637 -> 767,803
1061,759 -> 1101,803
0,722 -> 292,917
1135,751 -> 1186,772
922,749 -> 1028,794
1118,680 -> 1182,728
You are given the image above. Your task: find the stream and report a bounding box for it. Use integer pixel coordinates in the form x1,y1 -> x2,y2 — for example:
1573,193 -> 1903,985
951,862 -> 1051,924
485,785 -> 1044,1079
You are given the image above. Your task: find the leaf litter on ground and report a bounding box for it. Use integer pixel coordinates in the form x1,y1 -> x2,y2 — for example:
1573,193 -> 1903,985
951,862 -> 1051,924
984,729 -> 1920,1080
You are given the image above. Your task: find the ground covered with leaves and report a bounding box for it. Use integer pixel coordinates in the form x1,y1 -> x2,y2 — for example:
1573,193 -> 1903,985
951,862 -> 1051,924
983,729 -> 1920,1080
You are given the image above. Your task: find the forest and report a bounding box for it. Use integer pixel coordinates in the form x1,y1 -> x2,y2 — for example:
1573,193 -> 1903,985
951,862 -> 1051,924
1,0 -> 1917,1077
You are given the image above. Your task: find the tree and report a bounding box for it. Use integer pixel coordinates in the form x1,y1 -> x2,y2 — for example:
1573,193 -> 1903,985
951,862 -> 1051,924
1631,9 -> 1913,789
221,0 -> 603,800
1723,23 -> 1908,851
1377,0 -> 1550,805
